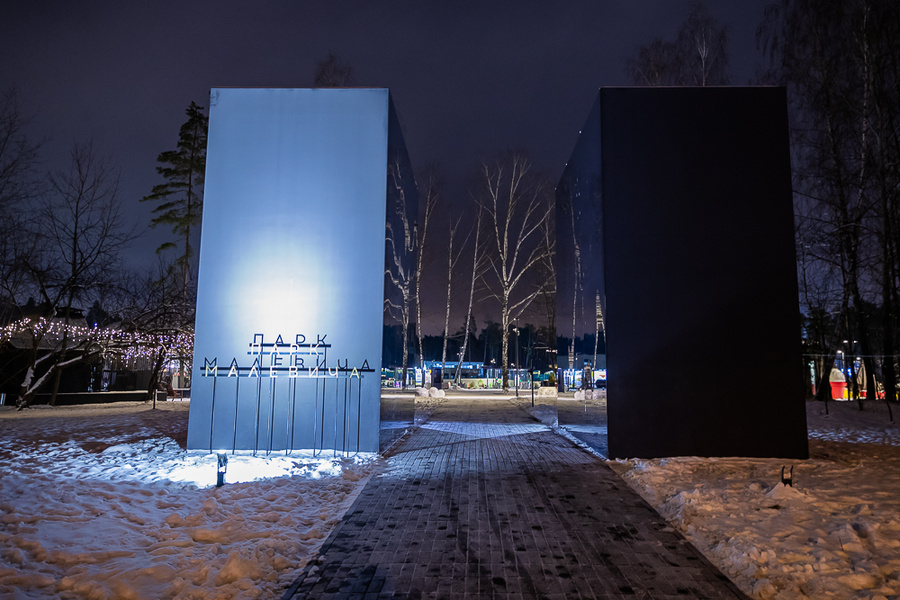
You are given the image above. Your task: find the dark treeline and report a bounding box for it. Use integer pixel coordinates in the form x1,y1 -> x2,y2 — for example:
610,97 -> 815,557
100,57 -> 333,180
758,0 -> 900,410
624,1 -> 900,409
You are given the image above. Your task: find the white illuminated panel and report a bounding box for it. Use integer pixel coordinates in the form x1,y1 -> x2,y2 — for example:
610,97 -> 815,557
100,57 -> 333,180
187,89 -> 392,453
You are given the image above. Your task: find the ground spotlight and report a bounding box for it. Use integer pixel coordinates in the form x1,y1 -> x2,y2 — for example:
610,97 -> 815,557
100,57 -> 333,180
217,453 -> 228,487
781,465 -> 793,487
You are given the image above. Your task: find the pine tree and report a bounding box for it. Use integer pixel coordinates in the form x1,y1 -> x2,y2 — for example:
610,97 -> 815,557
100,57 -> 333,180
141,101 -> 208,298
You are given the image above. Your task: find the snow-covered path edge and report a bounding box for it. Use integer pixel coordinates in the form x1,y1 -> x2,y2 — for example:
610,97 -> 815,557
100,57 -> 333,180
609,402 -> 900,600
0,391 -> 452,600
515,395 -> 900,599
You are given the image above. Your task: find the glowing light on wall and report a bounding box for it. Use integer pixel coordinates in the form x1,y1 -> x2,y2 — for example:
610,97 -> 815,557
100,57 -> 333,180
188,88 -> 412,454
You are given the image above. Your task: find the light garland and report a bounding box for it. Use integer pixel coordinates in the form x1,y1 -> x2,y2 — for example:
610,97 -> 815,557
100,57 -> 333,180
0,317 -> 194,361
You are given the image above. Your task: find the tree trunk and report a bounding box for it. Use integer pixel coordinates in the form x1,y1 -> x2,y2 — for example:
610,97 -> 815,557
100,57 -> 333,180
49,307 -> 73,407
48,368 -> 63,407
401,318 -> 409,389
570,201 -> 581,390
147,349 -> 168,402
440,219 -> 458,375
415,264 -> 424,379
16,335 -> 44,410
878,136 -> 898,412
849,282 -> 877,411
501,296 -> 510,390
15,361 -> 37,410
881,206 -> 898,412
455,215 -> 481,385
414,177 -> 437,383
815,356 -> 835,415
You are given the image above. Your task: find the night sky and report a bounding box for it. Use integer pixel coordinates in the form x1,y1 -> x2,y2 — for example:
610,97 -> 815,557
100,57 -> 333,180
2,0 -> 771,325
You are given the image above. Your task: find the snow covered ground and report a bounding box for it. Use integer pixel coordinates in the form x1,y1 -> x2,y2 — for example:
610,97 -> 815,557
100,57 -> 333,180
610,400 -> 900,600
3,395 -> 899,600
0,401 -> 379,599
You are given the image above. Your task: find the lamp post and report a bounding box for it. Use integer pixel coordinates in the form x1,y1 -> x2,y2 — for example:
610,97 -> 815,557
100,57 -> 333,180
490,358 -> 495,388
531,368 -> 535,407
529,352 -> 535,408
513,321 -> 520,397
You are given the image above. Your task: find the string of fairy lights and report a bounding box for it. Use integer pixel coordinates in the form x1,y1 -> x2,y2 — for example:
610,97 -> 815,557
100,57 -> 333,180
0,317 -> 194,366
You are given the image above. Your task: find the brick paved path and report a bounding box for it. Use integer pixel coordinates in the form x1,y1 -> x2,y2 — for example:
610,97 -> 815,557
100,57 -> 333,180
281,396 -> 747,600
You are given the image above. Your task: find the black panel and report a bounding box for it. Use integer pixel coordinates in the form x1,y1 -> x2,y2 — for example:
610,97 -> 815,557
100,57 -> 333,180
559,87 -> 808,459
381,95 -> 417,449
557,95 -> 605,376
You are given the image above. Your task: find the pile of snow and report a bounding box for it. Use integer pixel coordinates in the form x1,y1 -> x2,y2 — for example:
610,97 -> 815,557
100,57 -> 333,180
610,400 -> 900,599
537,386 -> 557,397
416,386 -> 445,398
572,389 -> 605,401
413,386 -> 445,398
527,403 -> 558,427
0,401 -> 378,599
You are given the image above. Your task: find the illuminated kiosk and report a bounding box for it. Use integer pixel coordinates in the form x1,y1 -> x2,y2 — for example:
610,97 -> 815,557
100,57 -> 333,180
187,88 -> 416,454
557,87 -> 808,459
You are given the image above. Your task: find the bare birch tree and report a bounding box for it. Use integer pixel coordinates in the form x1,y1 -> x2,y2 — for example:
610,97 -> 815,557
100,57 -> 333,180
475,151 -> 553,390
676,1 -> 730,86
454,210 -> 485,385
626,38 -> 680,86
567,185 -> 583,384
440,214 -> 468,374
627,2 -> 729,86
534,214 -> 557,373
414,169 -> 439,384
385,159 -> 417,388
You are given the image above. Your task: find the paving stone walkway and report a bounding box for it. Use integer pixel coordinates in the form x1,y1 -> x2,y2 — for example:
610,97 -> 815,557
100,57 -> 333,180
281,396 -> 747,600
